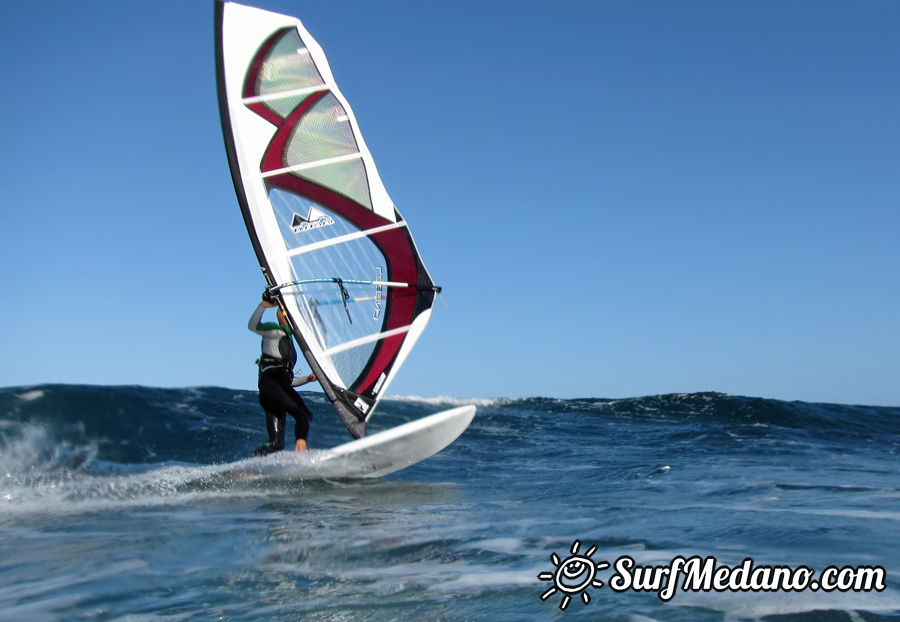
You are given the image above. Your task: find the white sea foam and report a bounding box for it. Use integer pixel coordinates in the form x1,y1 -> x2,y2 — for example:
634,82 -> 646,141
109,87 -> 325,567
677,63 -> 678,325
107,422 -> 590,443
0,423 -> 270,521
16,389 -> 44,401
0,462 -> 273,524
0,423 -> 96,481
384,395 -> 515,408
468,537 -> 526,553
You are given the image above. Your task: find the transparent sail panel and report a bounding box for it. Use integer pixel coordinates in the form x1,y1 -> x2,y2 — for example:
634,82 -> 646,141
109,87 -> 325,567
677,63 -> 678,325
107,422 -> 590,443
283,281 -> 382,384
257,29 -> 324,98
266,93 -> 313,119
269,187 -> 388,385
296,159 -> 372,210
285,93 -> 359,164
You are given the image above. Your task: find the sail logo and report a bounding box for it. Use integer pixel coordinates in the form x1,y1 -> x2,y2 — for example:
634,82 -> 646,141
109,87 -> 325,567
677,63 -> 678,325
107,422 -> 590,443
291,206 -> 334,234
373,267 -> 384,320
372,372 -> 387,396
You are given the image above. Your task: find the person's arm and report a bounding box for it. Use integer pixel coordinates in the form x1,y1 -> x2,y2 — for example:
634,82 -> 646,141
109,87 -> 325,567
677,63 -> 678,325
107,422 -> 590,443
248,301 -> 276,335
291,373 -> 317,387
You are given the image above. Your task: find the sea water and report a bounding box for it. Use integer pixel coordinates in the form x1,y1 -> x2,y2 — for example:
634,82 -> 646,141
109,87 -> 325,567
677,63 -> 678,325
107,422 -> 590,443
1,385 -> 898,621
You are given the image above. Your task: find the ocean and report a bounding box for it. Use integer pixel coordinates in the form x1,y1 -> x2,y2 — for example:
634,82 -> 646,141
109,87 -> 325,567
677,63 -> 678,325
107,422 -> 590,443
1,384 -> 898,621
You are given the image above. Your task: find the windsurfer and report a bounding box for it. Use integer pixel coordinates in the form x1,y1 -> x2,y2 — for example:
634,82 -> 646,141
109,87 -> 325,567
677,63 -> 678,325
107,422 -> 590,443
249,292 -> 317,456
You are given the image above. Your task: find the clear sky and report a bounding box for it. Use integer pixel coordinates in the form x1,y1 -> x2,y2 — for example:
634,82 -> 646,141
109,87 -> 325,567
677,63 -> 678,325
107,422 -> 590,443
1,1 -> 898,406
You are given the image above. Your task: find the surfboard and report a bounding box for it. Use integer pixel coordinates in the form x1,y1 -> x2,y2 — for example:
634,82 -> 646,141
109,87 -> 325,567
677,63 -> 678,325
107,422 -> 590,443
227,405 -> 475,479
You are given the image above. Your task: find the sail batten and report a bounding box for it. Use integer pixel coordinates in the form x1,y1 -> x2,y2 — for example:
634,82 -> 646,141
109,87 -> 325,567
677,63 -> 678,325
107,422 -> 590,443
242,85 -> 327,105
322,325 -> 412,356
217,1 -> 439,439
261,152 -> 365,179
286,221 -> 409,257
277,278 -> 434,290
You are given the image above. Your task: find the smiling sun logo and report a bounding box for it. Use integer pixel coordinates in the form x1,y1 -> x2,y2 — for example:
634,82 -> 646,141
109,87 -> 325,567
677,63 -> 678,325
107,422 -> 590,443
538,540 -> 609,610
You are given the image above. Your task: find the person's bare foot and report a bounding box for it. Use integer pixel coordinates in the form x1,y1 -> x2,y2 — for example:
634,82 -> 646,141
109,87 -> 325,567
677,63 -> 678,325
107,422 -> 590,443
295,439 -> 307,452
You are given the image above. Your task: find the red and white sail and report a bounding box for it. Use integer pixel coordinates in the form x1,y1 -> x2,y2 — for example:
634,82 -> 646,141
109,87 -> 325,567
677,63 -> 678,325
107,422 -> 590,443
216,1 -> 439,438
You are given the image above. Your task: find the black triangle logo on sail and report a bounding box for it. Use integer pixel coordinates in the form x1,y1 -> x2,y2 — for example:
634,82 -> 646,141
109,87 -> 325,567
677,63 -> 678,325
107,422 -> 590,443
291,206 -> 335,234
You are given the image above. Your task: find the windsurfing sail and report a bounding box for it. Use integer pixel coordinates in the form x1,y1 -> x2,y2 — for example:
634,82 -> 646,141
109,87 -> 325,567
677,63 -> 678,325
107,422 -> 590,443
215,1 -> 440,439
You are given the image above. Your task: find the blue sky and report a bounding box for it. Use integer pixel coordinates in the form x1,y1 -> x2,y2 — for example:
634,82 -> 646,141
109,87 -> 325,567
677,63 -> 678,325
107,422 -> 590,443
1,1 -> 898,406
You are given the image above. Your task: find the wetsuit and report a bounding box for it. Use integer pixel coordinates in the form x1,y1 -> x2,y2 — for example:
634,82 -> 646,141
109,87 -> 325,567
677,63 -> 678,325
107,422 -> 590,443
248,302 -> 314,456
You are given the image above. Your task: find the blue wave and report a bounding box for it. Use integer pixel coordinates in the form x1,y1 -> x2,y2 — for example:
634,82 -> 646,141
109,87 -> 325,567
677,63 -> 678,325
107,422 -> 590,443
2,384 -> 897,470
2,384 -> 899,620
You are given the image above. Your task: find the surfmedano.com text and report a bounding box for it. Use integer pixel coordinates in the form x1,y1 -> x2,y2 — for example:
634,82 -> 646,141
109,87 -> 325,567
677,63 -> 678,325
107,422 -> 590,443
610,555 -> 886,602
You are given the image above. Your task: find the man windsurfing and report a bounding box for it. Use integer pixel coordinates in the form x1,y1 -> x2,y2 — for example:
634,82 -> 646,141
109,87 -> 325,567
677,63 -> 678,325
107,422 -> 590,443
248,290 -> 316,455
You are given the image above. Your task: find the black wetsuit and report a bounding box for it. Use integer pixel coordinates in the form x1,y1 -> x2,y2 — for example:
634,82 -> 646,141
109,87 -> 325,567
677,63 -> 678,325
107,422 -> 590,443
248,303 -> 314,455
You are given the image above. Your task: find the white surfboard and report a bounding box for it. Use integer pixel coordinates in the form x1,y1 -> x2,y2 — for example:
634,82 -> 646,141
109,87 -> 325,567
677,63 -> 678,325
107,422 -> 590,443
226,405 -> 475,479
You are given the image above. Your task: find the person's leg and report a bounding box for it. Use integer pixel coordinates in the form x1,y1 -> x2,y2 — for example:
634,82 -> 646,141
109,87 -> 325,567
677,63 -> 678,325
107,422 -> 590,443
255,375 -> 289,455
266,410 -> 286,449
285,388 -> 313,450
253,409 -> 285,456
260,373 -> 314,451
